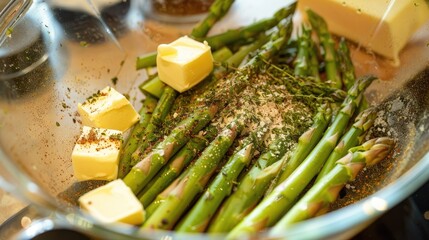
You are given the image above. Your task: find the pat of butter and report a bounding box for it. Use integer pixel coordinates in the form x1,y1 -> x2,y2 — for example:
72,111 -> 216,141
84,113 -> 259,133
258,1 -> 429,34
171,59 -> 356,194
157,36 -> 213,92
72,126 -> 122,181
298,0 -> 429,64
78,86 -> 140,132
79,179 -> 145,225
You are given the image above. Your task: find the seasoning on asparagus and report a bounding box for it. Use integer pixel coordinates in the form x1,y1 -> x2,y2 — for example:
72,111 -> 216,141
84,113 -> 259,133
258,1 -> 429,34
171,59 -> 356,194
227,75 -> 376,238
274,103 -> 332,186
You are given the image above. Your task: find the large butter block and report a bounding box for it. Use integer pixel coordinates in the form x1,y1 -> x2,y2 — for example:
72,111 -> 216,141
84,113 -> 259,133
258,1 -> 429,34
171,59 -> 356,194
78,86 -> 140,132
79,179 -> 145,225
298,0 -> 429,63
157,36 -> 213,92
72,126 -> 122,181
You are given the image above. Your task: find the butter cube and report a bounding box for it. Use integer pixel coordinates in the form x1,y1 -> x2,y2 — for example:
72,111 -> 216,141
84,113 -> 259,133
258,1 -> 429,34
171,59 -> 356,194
157,36 -> 213,92
298,0 -> 429,64
78,86 -> 140,132
72,126 -> 122,181
79,179 -> 145,225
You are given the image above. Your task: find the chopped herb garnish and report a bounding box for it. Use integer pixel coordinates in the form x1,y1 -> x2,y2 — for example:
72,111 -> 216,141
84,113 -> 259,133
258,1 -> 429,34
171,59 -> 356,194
80,41 -> 89,47
6,28 -> 13,37
109,133 -> 123,141
111,77 -> 118,85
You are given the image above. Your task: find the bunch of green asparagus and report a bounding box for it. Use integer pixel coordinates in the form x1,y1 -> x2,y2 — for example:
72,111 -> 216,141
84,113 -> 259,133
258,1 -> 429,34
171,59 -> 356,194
114,0 -> 395,238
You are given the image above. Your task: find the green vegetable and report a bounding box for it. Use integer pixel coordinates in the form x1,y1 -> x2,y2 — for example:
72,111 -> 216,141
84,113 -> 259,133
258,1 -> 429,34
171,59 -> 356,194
138,126 -> 218,207
142,120 -> 243,230
227,76 -> 375,238
118,95 -> 158,178
307,9 -> 342,89
270,137 -> 394,233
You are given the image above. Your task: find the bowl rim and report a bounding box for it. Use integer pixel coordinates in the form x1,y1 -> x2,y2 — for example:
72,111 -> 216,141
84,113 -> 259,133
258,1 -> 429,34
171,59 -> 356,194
2,0 -> 429,238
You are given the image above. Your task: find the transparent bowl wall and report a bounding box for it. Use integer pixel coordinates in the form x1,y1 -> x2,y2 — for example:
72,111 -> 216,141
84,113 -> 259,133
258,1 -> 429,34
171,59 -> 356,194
1,0 -> 429,239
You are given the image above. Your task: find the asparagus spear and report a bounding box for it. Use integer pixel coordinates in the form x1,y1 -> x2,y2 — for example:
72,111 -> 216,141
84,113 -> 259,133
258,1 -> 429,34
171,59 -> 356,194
144,171 -> 187,219
266,64 -> 345,104
212,46 -> 234,64
142,120 -> 243,230
191,0 -> 236,39
130,86 -> 178,167
244,15 -> 294,67
270,137 -> 394,233
175,127 -> 267,232
294,25 -> 312,77
307,9 -> 342,89
227,76 -> 375,238
207,135 -> 291,233
275,103 -> 332,185
221,33 -> 270,69
139,76 -> 166,99
205,3 -> 296,50
123,105 -> 218,194
136,52 -> 157,70
118,95 -> 158,178
175,142 -> 254,232
338,37 -> 356,90
308,39 -> 321,82
315,107 -> 377,183
138,125 -> 218,207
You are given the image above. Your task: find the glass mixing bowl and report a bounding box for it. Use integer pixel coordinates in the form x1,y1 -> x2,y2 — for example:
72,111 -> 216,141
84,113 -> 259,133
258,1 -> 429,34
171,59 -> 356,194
1,0 -> 429,239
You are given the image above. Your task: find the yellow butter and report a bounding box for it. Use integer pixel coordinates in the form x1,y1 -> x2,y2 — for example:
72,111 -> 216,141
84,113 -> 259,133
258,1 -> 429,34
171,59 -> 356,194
79,179 -> 145,225
298,0 -> 429,64
72,126 -> 122,181
78,86 -> 140,132
157,36 -> 213,92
